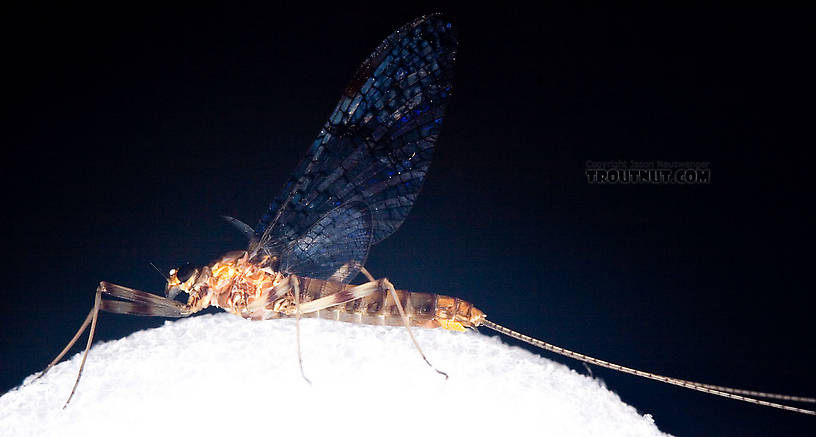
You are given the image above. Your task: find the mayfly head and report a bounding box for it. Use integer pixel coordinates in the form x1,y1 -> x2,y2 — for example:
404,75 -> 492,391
165,262 -> 199,299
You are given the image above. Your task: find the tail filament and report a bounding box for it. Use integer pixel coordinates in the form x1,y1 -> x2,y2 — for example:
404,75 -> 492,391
479,319 -> 815,415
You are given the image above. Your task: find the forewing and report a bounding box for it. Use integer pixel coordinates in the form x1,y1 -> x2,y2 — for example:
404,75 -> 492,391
255,14 -> 457,250
280,201 -> 372,283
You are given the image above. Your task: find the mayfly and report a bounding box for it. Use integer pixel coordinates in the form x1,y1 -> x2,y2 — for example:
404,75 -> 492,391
37,14 -> 815,416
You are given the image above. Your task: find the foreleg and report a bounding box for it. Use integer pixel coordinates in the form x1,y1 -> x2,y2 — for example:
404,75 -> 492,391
37,281 -> 191,407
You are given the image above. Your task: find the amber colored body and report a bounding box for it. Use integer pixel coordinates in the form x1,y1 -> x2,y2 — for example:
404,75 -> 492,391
176,251 -> 486,332
287,278 -> 485,332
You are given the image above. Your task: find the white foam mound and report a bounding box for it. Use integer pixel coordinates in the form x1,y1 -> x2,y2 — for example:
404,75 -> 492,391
1,313 -> 668,436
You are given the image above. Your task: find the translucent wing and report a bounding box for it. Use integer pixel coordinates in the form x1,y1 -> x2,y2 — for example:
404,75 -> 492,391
254,14 -> 457,262
279,201 -> 372,283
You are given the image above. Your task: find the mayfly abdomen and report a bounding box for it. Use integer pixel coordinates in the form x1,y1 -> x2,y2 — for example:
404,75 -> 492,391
295,277 -> 486,331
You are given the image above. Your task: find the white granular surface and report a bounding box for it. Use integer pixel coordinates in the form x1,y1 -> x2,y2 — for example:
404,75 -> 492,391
1,313 -> 669,436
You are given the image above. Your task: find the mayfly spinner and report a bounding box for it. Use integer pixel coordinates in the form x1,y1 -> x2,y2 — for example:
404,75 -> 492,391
37,14 -> 815,415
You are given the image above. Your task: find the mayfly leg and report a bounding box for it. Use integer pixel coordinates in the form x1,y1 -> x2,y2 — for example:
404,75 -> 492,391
289,274 -> 382,380
360,267 -> 447,379
287,271 -> 446,379
290,275 -> 311,385
36,291 -> 101,401
37,281 -> 191,407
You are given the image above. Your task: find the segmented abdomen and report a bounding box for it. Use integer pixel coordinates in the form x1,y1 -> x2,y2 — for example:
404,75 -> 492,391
294,277 -> 486,331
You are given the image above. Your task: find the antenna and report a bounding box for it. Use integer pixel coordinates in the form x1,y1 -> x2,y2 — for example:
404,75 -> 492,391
149,262 -> 169,281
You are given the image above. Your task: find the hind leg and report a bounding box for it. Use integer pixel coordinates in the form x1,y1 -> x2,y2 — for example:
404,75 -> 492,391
360,267 -> 447,379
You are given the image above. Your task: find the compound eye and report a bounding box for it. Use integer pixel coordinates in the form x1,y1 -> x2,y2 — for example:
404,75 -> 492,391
176,262 -> 196,282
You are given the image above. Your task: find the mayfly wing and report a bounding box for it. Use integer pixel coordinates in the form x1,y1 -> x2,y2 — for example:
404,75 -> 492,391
279,201 -> 373,282
251,14 -> 457,280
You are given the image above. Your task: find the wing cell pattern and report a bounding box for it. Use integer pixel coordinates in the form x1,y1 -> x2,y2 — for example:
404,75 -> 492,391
280,201 -> 372,283
255,14 -> 457,260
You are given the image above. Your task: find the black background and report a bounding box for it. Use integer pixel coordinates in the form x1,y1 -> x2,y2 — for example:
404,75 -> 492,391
2,4 -> 814,436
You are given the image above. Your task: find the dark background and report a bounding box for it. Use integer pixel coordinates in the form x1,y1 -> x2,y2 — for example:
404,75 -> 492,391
2,4 -> 814,436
